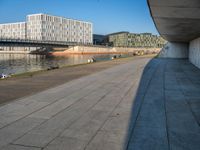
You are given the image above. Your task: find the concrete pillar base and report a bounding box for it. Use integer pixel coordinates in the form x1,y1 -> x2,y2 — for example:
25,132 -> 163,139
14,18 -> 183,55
189,37 -> 200,68
159,42 -> 189,58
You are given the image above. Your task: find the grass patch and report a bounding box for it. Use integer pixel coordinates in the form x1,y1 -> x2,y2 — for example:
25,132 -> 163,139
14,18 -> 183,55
10,70 -> 47,78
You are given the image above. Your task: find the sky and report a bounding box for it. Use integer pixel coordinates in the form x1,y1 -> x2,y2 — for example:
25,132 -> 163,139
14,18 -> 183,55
0,0 -> 158,35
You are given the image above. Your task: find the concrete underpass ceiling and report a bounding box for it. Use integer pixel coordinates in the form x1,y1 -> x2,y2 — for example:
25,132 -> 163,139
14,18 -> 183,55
148,0 -> 200,42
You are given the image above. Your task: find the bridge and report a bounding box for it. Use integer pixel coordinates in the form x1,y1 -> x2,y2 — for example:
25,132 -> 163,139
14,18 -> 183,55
0,38 -> 83,48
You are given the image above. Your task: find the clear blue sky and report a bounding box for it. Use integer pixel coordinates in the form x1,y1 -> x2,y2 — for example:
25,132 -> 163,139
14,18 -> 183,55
0,0 -> 158,35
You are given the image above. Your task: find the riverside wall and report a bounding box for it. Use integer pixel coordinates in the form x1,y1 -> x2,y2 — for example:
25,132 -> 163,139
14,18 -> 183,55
51,46 -> 161,56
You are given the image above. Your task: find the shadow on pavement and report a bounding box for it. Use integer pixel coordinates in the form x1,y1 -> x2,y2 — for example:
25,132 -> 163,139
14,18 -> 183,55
124,57 -> 200,150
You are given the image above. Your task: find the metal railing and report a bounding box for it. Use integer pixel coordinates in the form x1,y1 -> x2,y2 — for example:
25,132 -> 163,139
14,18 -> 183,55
0,38 -> 93,47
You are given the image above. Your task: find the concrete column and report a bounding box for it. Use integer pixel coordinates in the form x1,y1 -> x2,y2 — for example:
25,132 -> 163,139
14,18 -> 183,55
159,42 -> 189,58
189,37 -> 200,68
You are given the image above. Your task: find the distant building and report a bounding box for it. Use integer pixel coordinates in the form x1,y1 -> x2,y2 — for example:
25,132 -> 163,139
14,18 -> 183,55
93,34 -> 107,45
107,32 -> 166,48
0,13 -> 93,44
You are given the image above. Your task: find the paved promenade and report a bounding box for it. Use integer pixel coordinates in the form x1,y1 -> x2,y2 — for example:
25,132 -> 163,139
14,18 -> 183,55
0,57 -> 200,149
0,57 -> 142,104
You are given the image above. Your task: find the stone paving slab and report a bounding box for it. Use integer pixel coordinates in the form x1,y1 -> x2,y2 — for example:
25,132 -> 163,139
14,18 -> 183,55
2,144 -> 41,150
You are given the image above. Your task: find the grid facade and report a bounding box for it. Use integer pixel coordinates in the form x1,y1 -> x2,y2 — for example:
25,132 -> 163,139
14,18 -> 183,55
108,32 -> 166,48
27,14 -> 93,44
0,14 -> 93,44
0,22 -> 26,39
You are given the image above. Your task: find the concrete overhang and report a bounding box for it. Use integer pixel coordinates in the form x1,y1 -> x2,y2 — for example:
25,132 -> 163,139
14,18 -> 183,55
147,0 -> 200,42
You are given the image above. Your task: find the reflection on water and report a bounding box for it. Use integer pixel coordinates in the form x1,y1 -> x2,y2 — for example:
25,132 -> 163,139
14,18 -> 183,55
0,53 -> 131,75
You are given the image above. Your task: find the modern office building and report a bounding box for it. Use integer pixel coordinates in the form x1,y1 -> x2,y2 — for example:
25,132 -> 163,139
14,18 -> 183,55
0,13 -> 93,44
107,32 -> 166,48
0,22 -> 27,39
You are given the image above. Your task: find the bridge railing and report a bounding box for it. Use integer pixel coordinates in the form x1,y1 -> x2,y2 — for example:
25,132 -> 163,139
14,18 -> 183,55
0,38 -> 92,46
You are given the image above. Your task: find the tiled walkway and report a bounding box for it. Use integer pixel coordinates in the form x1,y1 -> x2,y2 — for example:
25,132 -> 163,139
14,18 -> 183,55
127,58 -> 200,150
0,57 -> 200,150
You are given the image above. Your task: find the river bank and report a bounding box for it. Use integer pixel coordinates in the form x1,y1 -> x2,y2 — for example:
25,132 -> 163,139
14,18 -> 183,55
0,55 -> 155,105
0,53 -> 132,75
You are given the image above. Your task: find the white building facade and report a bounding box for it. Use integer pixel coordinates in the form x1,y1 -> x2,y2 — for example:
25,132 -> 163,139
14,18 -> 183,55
0,14 -> 93,44
0,22 -> 26,39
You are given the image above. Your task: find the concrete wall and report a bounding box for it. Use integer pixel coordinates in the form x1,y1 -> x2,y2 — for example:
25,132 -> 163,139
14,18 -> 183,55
189,37 -> 200,68
51,46 -> 161,56
0,47 -> 38,54
159,42 -> 188,58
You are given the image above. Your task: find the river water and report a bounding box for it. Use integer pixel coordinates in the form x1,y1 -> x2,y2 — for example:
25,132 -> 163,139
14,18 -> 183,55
0,53 -> 131,75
